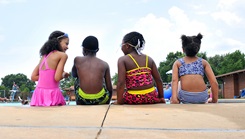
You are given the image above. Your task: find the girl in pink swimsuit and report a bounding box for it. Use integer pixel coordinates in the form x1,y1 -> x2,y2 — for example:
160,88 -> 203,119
115,31 -> 165,104
30,31 -> 70,106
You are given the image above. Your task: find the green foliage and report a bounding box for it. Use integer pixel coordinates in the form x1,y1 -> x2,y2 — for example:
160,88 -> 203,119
208,54 -> 224,75
60,72 -> 76,90
1,73 -> 35,92
219,50 -> 245,74
158,51 -> 184,82
20,87 -> 30,99
0,85 -> 8,98
208,50 -> 245,75
197,52 -> 208,60
112,73 -> 118,85
0,85 -> 6,90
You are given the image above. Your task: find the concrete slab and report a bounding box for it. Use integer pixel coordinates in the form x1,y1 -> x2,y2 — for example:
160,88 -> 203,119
0,128 -> 99,139
0,105 -> 108,127
100,129 -> 245,139
101,104 -> 245,139
1,103 -> 245,139
0,105 -> 108,139
104,104 -> 245,129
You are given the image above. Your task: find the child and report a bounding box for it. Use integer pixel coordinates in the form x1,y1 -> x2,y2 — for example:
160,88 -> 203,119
171,33 -> 218,104
115,31 -> 165,104
0,97 -> 9,102
71,36 -> 112,105
30,31 -> 70,106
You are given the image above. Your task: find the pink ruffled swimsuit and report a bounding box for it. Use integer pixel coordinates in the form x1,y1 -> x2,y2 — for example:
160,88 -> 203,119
30,51 -> 66,106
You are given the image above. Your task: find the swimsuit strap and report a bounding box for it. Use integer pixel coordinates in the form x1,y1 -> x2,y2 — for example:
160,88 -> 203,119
128,54 -> 148,68
179,58 -> 185,65
39,51 -> 55,70
46,50 -> 55,58
145,55 -> 148,67
128,54 -> 140,68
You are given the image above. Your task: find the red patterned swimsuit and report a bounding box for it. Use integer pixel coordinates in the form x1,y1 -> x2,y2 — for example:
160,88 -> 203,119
123,54 -> 160,104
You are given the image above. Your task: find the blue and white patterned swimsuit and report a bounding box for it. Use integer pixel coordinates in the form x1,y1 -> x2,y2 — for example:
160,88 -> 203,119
178,57 -> 208,104
178,57 -> 204,77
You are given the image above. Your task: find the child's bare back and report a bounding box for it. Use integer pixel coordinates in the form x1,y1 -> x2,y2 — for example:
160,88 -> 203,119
72,36 -> 112,105
74,56 -> 110,94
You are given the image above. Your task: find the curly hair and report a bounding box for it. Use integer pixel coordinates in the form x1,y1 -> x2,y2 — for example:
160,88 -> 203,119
181,33 -> 203,57
39,31 -> 67,56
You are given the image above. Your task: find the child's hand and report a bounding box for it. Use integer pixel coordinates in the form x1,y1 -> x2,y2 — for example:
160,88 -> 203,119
159,98 -> 166,103
170,97 -> 180,104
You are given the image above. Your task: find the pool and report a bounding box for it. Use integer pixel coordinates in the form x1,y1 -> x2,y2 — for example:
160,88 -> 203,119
0,102 -> 23,106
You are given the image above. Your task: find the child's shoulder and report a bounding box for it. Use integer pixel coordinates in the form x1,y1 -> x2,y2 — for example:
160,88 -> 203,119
53,51 -> 62,54
54,51 -> 67,56
200,58 -> 209,66
74,56 -> 83,60
118,55 -> 128,61
73,56 -> 84,63
97,57 -> 109,65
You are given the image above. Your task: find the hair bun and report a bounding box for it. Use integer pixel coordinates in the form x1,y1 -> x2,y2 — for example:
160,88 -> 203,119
196,33 -> 203,40
181,35 -> 188,41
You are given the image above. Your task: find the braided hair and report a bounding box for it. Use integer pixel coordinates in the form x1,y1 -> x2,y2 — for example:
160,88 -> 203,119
123,31 -> 145,55
39,31 -> 67,56
181,33 -> 203,57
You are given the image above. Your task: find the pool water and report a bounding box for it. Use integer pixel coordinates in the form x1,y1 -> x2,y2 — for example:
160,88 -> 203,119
0,102 -> 23,106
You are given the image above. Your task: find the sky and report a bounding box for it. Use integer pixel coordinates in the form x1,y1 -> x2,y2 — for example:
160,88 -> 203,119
0,0 -> 245,84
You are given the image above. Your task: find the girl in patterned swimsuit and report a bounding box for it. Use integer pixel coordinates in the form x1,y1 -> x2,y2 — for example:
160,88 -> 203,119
115,31 -> 165,104
171,33 -> 218,104
31,31 -> 70,106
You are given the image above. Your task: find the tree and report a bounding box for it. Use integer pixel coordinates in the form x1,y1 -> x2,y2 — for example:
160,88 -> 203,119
112,73 -> 118,85
1,73 -> 35,92
20,87 -> 30,100
0,85 -> 8,98
0,85 -> 7,91
158,51 -> 183,83
60,72 -> 76,90
208,54 -> 224,75
217,50 -> 245,75
207,50 -> 245,76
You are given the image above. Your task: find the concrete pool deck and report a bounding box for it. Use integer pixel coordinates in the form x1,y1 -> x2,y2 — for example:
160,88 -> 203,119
0,100 -> 245,139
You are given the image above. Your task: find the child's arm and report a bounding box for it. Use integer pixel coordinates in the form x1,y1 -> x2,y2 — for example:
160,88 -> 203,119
116,57 -> 126,105
31,58 -> 42,81
104,63 -> 113,99
171,61 -> 180,104
31,64 -> 39,81
151,59 -> 165,103
203,60 -> 218,103
55,53 -> 68,82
